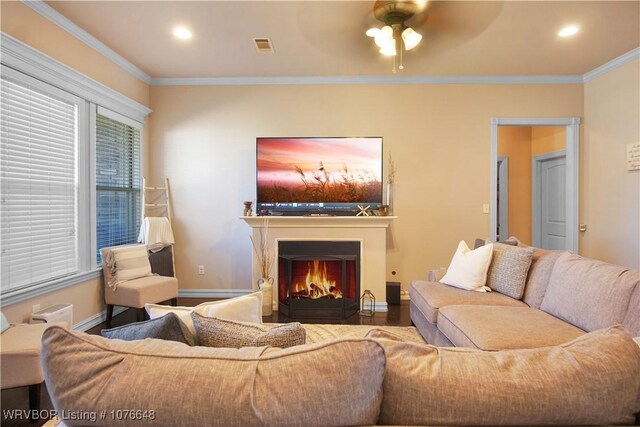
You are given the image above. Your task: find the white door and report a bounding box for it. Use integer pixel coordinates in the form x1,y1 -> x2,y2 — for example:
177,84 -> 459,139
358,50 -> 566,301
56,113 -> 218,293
533,153 -> 566,250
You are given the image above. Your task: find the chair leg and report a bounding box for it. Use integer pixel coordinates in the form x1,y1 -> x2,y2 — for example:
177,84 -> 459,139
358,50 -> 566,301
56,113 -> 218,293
29,383 -> 41,423
106,304 -> 114,328
170,297 -> 178,307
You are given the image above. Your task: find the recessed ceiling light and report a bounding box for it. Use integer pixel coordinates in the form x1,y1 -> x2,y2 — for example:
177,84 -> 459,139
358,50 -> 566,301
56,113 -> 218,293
172,26 -> 193,40
558,25 -> 579,38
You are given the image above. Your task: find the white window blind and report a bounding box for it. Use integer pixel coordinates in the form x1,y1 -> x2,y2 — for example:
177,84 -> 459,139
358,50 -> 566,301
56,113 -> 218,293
1,76 -> 79,292
95,111 -> 141,263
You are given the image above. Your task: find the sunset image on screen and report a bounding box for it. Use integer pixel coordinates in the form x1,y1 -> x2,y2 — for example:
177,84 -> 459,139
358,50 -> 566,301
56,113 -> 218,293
257,138 -> 382,203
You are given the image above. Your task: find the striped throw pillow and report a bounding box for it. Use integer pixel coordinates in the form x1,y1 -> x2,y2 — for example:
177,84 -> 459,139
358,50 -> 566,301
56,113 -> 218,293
113,245 -> 152,285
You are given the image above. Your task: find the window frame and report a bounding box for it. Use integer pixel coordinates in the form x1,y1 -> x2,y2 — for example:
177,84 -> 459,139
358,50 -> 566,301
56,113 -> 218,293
0,33 -> 150,306
93,106 -> 144,265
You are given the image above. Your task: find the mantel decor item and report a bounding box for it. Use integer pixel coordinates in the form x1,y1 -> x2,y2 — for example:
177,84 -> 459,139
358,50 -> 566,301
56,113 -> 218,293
243,201 -> 253,216
250,218 -> 273,315
360,290 -> 376,316
386,154 -> 396,215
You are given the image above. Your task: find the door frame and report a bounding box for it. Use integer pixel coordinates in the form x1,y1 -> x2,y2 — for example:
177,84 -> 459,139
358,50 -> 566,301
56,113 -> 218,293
496,156 -> 509,241
489,117 -> 580,252
532,150 -> 566,247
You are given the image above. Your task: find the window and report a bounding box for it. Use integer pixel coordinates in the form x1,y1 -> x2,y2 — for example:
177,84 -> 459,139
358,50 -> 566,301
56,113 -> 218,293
95,110 -> 142,263
0,34 -> 149,305
0,73 -> 83,293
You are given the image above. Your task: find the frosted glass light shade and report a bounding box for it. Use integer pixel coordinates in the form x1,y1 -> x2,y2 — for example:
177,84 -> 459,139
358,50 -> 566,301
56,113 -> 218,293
374,25 -> 394,48
402,27 -> 422,50
379,43 -> 397,56
366,28 -> 380,37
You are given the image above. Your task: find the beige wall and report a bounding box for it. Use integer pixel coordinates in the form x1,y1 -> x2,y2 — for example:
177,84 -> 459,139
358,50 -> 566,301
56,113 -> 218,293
498,127 -> 533,244
148,84 -> 583,294
582,58 -> 640,268
1,1 -> 151,325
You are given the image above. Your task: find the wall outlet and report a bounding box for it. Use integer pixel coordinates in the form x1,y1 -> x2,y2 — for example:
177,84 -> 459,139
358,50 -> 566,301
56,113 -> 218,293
32,304 -> 40,313
198,265 -> 205,275
482,203 -> 490,214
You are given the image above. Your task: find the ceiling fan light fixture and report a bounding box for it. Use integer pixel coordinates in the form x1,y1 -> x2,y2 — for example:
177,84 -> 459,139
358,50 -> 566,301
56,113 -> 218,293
374,25 -> 394,48
402,27 -> 422,50
379,43 -> 397,56
366,27 -> 380,37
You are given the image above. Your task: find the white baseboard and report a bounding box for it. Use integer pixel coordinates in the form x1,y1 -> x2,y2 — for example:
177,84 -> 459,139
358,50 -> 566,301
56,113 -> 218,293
73,306 -> 127,332
178,289 -> 254,299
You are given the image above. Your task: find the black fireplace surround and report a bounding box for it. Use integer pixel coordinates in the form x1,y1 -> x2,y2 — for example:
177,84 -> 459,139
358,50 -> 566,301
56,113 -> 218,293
278,241 -> 360,319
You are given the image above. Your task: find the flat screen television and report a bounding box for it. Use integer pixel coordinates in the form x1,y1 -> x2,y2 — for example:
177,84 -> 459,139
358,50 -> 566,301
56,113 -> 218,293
256,137 -> 383,216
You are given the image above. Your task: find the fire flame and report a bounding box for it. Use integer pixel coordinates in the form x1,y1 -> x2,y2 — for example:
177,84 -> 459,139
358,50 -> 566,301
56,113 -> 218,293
291,260 -> 343,299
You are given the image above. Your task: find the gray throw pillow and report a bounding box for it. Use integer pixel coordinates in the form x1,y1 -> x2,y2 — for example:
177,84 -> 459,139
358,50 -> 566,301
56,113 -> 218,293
191,312 -> 305,348
101,312 -> 196,346
486,243 -> 535,299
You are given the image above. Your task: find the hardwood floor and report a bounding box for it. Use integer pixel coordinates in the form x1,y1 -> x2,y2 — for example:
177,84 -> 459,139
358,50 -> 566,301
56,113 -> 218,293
2,299 -> 411,425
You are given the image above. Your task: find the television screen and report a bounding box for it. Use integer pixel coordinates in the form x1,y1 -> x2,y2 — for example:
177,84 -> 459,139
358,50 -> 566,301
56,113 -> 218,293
256,137 -> 383,216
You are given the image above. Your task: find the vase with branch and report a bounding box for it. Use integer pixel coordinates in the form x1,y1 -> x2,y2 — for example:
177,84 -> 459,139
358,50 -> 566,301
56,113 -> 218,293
250,218 -> 273,315
386,154 -> 396,215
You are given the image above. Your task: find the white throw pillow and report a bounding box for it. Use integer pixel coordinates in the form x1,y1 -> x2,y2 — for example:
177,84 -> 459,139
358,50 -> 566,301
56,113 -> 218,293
112,245 -> 153,285
440,240 -> 494,292
145,291 -> 264,336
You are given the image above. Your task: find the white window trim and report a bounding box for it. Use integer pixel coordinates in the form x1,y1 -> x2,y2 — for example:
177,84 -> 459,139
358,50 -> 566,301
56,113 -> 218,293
0,32 -> 151,306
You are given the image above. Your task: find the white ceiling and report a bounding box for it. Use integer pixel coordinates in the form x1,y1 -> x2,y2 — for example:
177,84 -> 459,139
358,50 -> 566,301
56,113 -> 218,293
45,1 -> 640,79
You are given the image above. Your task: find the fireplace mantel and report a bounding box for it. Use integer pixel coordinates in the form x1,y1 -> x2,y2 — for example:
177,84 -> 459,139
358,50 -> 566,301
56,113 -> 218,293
242,216 -> 396,313
240,216 -> 396,228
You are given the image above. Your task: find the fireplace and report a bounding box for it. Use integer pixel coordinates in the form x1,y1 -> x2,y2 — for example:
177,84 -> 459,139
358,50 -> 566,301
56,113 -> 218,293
278,241 -> 360,319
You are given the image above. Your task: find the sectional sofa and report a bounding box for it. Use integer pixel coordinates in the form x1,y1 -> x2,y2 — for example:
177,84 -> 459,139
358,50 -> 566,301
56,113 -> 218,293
409,248 -> 640,349
41,324 -> 640,426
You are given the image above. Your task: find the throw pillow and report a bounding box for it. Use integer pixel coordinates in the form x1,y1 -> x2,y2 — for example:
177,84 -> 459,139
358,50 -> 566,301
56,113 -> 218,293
145,291 -> 264,336
485,243 -> 535,299
100,312 -> 196,346
191,313 -> 306,348
440,240 -> 493,292
112,244 -> 153,286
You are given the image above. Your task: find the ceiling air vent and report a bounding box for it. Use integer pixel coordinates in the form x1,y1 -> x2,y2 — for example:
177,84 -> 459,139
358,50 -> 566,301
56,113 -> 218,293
253,38 -> 274,53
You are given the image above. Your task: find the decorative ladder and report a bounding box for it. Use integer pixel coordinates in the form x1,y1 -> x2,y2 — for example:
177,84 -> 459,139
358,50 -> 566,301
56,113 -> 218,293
142,177 -> 177,278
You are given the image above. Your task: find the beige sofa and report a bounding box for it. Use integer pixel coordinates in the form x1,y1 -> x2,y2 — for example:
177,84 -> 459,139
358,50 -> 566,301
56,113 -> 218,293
409,249 -> 640,349
41,324 -> 640,426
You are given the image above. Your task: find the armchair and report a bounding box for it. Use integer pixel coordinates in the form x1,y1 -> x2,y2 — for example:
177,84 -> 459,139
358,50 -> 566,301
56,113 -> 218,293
101,244 -> 178,327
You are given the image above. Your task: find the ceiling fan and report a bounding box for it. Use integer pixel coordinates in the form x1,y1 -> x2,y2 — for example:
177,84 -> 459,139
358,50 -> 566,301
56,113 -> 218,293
365,0 -> 430,72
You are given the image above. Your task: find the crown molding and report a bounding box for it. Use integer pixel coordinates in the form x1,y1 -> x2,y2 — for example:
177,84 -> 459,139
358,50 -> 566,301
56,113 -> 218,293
21,0 -> 151,84
583,47 -> 640,83
1,32 -> 151,122
151,74 -> 584,86
17,0 -> 639,87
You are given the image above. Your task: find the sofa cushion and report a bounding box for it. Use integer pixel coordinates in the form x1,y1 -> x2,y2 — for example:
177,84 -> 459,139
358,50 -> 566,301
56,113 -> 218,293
624,285 -> 640,337
540,253 -> 639,332
486,243 -> 535,299
437,305 -> 585,350
521,249 -> 564,308
440,240 -> 494,292
106,275 -> 178,309
409,280 -> 526,324
42,326 -> 385,427
191,313 -> 305,348
101,312 -> 195,346
373,326 -> 640,426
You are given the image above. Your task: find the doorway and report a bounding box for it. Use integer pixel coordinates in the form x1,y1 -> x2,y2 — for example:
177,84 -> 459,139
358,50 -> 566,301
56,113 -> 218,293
490,117 -> 580,252
532,151 -> 567,249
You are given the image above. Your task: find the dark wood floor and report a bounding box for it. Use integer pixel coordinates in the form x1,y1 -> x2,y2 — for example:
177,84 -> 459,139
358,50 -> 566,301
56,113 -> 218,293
2,299 -> 411,425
